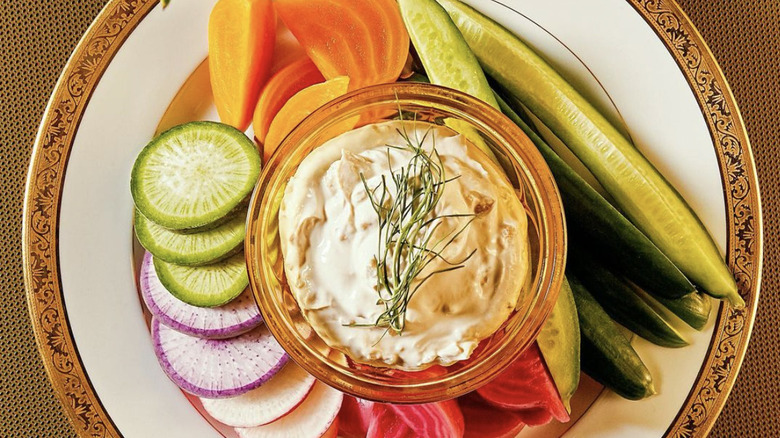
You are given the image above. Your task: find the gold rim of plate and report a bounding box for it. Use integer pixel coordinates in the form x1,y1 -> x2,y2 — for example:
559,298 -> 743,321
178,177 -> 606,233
22,0 -> 762,437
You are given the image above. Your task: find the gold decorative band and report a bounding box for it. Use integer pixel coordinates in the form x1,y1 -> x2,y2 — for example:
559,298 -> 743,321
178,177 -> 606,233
23,1 -> 156,437
628,1 -> 762,436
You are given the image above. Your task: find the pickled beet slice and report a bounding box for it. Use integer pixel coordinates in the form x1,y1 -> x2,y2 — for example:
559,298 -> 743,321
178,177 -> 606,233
458,393 -> 525,438
367,404 -> 416,438
338,396 -> 374,438
476,343 -> 570,424
389,399 -> 465,438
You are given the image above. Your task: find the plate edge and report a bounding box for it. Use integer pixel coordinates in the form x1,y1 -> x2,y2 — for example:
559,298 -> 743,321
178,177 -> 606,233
626,1 -> 762,437
22,1 -> 158,437
21,0 -> 763,437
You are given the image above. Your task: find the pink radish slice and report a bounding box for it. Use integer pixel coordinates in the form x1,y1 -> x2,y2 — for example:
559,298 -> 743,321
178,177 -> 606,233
152,318 -> 288,398
236,380 -> 343,438
200,362 -> 316,427
141,252 -> 262,339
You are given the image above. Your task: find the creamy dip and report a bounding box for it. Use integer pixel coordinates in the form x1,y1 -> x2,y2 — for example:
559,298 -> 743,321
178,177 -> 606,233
278,121 -> 529,370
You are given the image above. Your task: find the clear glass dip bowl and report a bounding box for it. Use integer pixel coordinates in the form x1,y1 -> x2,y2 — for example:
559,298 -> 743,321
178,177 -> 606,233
246,83 -> 566,404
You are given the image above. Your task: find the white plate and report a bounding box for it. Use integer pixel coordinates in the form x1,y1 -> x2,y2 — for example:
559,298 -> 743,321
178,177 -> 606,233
24,1 -> 761,437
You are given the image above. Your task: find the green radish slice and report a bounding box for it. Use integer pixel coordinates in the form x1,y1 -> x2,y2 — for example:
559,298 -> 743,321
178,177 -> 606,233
131,121 -> 261,230
135,210 -> 246,266
438,0 -> 741,307
537,278 -> 580,413
140,252 -> 261,339
153,252 -> 248,308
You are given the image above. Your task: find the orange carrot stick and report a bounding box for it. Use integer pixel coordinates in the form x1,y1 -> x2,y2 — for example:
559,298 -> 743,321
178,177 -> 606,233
208,0 -> 276,131
264,76 -> 350,161
274,0 -> 409,90
253,58 -> 325,144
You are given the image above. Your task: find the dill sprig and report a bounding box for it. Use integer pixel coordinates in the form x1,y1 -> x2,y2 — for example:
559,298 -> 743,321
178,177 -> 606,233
358,123 -> 476,335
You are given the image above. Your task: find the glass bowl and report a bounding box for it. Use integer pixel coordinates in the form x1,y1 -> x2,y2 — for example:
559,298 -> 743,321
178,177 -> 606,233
245,83 -> 566,404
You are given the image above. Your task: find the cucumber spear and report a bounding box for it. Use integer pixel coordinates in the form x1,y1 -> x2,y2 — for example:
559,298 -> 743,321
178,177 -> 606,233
438,0 -> 742,307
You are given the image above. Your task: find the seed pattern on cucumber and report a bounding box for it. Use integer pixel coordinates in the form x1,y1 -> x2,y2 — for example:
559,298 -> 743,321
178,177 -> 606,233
569,243 -> 688,348
569,274 -> 655,400
135,209 -> 246,266
153,252 -> 249,308
439,0 -> 741,307
537,278 -> 580,412
131,121 -> 261,230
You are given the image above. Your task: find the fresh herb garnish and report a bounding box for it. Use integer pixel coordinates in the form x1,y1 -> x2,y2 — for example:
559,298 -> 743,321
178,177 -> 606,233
358,123 -> 476,335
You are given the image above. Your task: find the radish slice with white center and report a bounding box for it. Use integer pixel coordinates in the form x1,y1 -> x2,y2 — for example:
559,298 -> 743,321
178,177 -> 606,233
141,251 -> 262,339
152,318 -> 288,398
200,362 -> 317,427
236,381 -> 344,438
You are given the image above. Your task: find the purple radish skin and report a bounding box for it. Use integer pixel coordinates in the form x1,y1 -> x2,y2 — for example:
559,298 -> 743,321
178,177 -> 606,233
200,362 -> 317,428
152,318 -> 288,398
141,251 -> 262,339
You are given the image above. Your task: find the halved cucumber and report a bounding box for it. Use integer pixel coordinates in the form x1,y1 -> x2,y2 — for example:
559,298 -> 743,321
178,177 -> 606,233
569,273 -> 655,401
569,243 -> 688,348
537,278 -> 580,413
131,121 -> 261,230
153,252 -> 249,308
398,0 -> 497,108
653,292 -> 712,331
496,93 -> 695,299
438,0 -> 741,307
135,210 -> 246,266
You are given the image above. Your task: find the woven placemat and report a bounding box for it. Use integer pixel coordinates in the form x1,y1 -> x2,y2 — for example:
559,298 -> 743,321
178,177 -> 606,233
1,1 -> 776,437
680,1 -> 780,437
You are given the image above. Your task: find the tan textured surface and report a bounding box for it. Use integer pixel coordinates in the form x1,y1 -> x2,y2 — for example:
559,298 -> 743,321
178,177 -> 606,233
677,1 -> 780,437
0,1 -> 776,437
1,2 -> 109,437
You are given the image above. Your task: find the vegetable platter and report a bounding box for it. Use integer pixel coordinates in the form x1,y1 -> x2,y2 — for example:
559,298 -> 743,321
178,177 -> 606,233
23,0 -> 761,437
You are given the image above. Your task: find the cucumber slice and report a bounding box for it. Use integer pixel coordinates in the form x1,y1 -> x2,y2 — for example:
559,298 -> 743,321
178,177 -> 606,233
537,278 -> 580,413
153,252 -> 249,308
569,243 -> 688,348
438,0 -> 741,307
496,93 -> 695,299
569,273 -> 655,401
131,121 -> 261,230
135,210 -> 246,266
